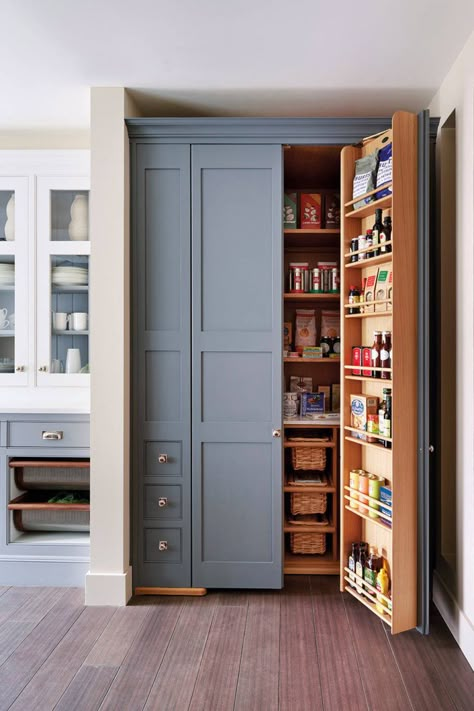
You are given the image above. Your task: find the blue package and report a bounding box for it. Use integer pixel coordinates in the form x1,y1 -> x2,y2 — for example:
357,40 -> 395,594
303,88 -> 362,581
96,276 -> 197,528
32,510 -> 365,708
375,143 -> 392,199
300,392 -> 325,417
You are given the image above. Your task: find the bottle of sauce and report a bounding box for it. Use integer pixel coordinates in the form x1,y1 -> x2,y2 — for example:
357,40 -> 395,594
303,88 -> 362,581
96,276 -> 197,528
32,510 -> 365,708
356,542 -> 368,594
380,215 -> 392,254
384,392 -> 392,448
380,331 -> 392,378
364,547 -> 383,597
372,209 -> 383,257
371,331 -> 382,377
376,565 -> 390,614
348,285 -> 360,314
378,388 -> 391,444
365,229 -> 373,258
348,543 -> 359,588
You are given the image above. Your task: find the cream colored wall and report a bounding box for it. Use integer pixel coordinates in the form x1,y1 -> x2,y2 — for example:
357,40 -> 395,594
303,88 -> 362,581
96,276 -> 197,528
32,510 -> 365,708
85,87 -> 140,605
429,29 -> 474,669
0,130 -> 89,149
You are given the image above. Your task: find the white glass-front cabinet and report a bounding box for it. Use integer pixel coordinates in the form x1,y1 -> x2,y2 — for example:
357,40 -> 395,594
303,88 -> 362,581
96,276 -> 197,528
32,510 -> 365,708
0,177 -> 29,386
0,151 -> 90,409
37,177 -> 90,388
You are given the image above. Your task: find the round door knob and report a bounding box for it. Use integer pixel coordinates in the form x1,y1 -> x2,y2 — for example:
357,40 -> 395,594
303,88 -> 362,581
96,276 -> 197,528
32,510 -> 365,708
158,454 -> 168,464
15,366 -> 25,372
272,429 -> 281,438
38,366 -> 48,372
158,540 -> 168,551
158,497 -> 168,508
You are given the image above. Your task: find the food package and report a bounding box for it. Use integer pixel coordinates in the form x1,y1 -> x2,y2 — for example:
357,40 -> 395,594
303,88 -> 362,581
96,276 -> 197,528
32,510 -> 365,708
363,268 -> 379,313
351,394 -> 379,434
300,193 -> 322,228
375,268 -> 392,311
375,143 -> 392,199
283,192 -> 298,229
318,385 -> 331,412
320,310 -> 340,339
283,321 -> 292,349
300,392 -> 325,417
325,193 -> 340,228
295,309 -> 316,352
352,151 -> 379,209
331,383 -> 340,412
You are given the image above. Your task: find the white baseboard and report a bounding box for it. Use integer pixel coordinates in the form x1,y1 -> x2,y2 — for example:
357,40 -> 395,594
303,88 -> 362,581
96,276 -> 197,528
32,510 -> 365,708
85,566 -> 132,606
433,571 -> 474,670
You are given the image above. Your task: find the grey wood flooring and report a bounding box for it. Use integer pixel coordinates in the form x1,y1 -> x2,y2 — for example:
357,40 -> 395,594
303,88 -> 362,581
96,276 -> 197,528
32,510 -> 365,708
0,576 -> 472,711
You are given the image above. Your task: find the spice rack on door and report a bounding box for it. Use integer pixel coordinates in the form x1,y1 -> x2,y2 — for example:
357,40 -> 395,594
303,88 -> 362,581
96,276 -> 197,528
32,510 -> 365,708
340,112 -> 418,634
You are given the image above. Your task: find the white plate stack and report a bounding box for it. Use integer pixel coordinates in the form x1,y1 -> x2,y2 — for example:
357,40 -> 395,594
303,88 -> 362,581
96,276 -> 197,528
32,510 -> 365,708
52,265 -> 88,286
0,263 -> 15,286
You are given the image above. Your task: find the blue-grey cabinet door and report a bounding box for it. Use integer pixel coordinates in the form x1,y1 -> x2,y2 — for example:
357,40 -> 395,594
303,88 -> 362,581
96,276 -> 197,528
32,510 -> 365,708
191,144 -> 283,588
132,143 -> 191,588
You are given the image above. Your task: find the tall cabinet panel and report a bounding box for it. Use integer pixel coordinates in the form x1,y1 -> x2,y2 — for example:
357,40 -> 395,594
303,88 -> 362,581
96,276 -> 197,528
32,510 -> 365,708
191,145 -> 283,588
132,144 -> 191,588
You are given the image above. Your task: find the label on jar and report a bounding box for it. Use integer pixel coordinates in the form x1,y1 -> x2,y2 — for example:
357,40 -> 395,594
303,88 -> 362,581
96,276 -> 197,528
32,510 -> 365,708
384,420 -> 391,438
364,567 -> 377,595
371,348 -> 379,362
380,348 -> 389,362
355,561 -> 364,593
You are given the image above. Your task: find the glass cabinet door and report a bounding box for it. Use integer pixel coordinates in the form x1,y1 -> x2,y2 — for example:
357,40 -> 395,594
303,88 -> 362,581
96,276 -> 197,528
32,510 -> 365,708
0,177 -> 29,385
36,177 -> 90,387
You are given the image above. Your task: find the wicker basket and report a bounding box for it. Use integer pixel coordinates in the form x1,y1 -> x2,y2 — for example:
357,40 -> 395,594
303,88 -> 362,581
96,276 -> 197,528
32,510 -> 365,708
291,446 -> 327,471
290,532 -> 326,554
290,491 -> 327,515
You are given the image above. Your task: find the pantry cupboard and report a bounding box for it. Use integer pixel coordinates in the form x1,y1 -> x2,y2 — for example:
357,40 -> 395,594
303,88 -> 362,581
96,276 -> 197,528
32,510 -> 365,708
127,114 -> 434,634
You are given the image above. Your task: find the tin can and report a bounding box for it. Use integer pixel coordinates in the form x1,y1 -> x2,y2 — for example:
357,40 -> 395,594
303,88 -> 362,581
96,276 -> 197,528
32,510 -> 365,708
367,414 -> 379,442
330,267 -> 339,293
362,347 -> 372,377
293,267 -> 303,292
283,392 -> 299,419
358,235 -> 367,260
311,267 -> 321,293
289,263 -> 309,292
350,238 -> 359,262
349,469 -> 362,509
351,346 -> 362,376
368,475 -> 383,518
358,472 -> 369,510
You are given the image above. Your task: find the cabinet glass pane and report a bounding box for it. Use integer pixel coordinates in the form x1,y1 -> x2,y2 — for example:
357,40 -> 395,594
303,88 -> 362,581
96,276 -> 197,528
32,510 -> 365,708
50,190 -> 89,242
0,255 -> 15,373
50,255 -> 89,374
0,191 -> 15,242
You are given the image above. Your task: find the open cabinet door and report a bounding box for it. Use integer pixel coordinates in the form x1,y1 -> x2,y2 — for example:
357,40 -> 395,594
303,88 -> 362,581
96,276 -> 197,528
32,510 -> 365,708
340,111 -> 427,634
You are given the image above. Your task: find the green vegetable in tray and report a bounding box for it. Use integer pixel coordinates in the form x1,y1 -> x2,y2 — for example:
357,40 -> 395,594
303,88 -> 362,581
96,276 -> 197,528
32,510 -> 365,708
47,491 -> 89,504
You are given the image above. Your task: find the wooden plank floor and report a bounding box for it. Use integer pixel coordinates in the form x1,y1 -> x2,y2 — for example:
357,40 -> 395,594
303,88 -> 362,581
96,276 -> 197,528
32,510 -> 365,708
0,576 -> 471,710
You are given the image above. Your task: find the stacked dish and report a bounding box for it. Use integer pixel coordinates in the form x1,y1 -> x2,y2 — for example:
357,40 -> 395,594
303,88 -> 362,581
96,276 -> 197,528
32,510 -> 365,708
0,263 -> 15,286
52,265 -> 88,286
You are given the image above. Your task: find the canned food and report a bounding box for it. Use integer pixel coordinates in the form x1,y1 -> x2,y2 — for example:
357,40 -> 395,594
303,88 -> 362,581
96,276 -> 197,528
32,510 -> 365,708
330,267 -> 339,293
358,235 -> 367,260
311,267 -> 321,293
349,469 -> 361,509
367,414 -> 379,442
350,238 -> 359,263
358,472 -> 369,509
368,475 -> 384,518
289,263 -> 309,292
352,346 -> 362,375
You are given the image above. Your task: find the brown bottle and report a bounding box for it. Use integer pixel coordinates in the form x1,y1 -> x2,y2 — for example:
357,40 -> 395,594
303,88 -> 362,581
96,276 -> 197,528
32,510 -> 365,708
380,331 -> 392,379
371,331 -> 382,377
364,547 -> 383,596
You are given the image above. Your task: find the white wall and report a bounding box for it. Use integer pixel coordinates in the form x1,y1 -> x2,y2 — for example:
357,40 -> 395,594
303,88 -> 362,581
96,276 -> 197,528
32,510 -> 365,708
85,88 -> 140,605
429,29 -> 474,669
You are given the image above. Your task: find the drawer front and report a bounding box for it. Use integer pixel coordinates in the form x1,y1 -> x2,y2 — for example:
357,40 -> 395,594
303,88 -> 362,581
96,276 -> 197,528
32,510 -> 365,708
144,527 -> 182,563
145,441 -> 182,477
144,485 -> 182,520
8,421 -> 90,448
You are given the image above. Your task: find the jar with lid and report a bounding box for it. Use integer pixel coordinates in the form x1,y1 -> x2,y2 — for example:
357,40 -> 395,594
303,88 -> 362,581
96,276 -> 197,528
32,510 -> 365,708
289,262 -> 310,292
348,285 -> 360,314
320,336 -> 331,358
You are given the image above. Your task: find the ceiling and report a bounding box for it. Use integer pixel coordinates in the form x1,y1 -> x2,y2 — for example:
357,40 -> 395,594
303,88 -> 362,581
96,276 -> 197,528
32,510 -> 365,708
1,0 -> 473,129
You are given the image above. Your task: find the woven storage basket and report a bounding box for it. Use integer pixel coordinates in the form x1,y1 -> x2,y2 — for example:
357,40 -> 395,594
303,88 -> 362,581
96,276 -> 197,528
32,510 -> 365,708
291,446 -> 326,471
290,491 -> 327,515
290,532 -> 326,554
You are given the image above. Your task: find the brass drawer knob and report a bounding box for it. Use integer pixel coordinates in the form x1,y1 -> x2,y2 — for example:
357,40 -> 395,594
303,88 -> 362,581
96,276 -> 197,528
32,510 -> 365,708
158,540 -> 168,551
158,497 -> 168,508
158,454 -> 168,464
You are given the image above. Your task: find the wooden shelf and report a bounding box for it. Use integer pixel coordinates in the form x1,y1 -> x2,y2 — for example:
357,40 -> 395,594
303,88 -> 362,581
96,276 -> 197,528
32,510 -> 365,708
343,298 -> 392,309
283,357 -> 340,363
345,375 -> 393,384
345,311 -> 392,319
284,228 -> 340,235
284,519 -> 335,534
284,293 -> 340,301
344,184 -> 392,208
344,435 -> 392,452
284,419 -> 340,428
344,585 -> 392,627
284,483 -> 336,493
345,253 -> 393,270
9,460 -> 90,468
344,194 -> 392,219
343,365 -> 392,375
343,567 -> 391,606
344,426 -> 392,444
8,492 -> 90,511
284,551 -> 339,575
283,439 -> 335,449
344,242 -> 392,259
344,504 -> 392,531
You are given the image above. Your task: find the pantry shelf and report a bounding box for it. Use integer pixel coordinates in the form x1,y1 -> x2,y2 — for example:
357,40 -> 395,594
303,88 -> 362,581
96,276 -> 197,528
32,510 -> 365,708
344,435 -> 392,453
284,519 -> 335,534
343,567 -> 391,606
343,365 -> 392,375
284,293 -> 340,301
345,311 -> 392,319
344,504 -> 392,532
344,184 -> 393,208
344,426 -> 392,444
283,439 -> 336,449
285,419 -> 340,428
8,493 -> 90,511
344,585 -> 392,627
284,228 -> 340,235
283,357 -> 340,364
343,241 -> 392,259
344,194 -> 392,220
344,375 -> 393,384
284,483 -> 336,493
345,253 -> 393,270
284,551 -> 340,575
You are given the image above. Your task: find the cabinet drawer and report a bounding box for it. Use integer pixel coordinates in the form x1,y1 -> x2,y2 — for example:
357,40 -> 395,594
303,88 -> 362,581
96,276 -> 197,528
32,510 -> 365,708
144,527 -> 182,563
8,421 -> 90,448
144,485 -> 182,520
145,441 -> 182,477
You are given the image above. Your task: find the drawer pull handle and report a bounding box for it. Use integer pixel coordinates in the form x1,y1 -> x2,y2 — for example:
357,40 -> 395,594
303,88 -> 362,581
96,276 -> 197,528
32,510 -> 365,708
158,497 -> 168,508
158,454 -> 168,464
38,366 -> 48,372
42,431 -> 63,441
15,366 -> 25,372
158,540 -> 168,551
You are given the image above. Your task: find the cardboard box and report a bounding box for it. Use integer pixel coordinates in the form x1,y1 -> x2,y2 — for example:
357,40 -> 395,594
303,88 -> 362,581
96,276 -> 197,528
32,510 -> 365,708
300,392 -> 325,417
363,268 -> 379,313
283,322 -> 292,349
350,394 -> 379,433
380,485 -> 392,523
283,192 -> 297,229
331,383 -> 340,412
375,268 -> 392,311
325,193 -> 340,228
300,193 -> 322,229
302,346 -> 322,359
318,385 -> 331,412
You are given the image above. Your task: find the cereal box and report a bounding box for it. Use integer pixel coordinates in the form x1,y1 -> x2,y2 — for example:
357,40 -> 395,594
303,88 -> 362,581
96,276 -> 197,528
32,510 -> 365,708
300,193 -> 322,229
350,394 -> 379,434
300,392 -> 325,417
283,192 -> 297,229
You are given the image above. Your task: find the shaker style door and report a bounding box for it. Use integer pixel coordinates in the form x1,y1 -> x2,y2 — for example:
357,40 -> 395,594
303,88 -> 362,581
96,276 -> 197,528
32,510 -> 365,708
132,143 -> 192,588
191,144 -> 283,588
